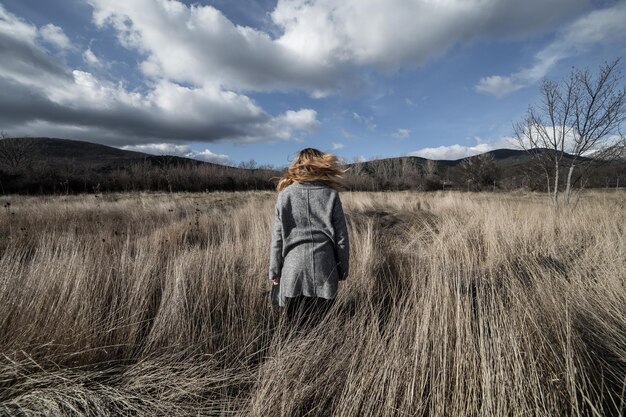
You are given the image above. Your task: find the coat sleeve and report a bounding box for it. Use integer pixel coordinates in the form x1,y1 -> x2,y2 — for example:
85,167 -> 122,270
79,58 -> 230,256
269,197 -> 283,280
332,194 -> 350,280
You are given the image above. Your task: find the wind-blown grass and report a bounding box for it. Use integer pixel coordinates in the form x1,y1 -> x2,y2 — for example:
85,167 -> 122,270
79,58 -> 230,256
0,190 -> 624,416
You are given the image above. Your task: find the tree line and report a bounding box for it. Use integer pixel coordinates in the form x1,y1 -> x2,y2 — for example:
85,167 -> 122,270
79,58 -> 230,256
0,138 -> 623,195
340,153 -> 625,193
0,155 -> 278,195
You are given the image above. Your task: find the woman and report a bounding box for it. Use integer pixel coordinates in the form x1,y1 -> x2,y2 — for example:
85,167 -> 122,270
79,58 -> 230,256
269,148 -> 350,327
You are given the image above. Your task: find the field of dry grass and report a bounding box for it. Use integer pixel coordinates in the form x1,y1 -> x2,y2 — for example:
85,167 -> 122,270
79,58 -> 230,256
0,190 -> 624,416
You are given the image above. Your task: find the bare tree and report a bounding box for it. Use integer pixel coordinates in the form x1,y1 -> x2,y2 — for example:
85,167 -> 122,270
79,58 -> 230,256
514,59 -> 626,205
0,133 -> 37,170
421,159 -> 444,191
424,159 -> 437,178
458,153 -> 499,191
238,159 -> 258,169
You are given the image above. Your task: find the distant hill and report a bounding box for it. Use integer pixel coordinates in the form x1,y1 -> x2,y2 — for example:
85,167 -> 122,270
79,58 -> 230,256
0,137 -> 623,194
11,137 -> 247,170
26,137 -> 153,167
346,147 -> 623,191
0,137 -> 279,194
350,148 -> 585,172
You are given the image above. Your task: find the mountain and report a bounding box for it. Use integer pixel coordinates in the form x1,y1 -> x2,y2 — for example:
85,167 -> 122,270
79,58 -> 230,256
0,137 -> 279,194
345,149 -> 530,177
345,148 -> 624,191
0,137 -> 623,193
350,148 -> 605,174
8,137 -> 232,170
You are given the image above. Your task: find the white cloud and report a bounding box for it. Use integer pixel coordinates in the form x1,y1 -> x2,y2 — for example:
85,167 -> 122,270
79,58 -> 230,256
475,75 -> 523,98
392,128 -> 410,140
408,136 -> 520,160
409,144 -> 495,160
0,8 -> 73,92
341,129 -> 355,139
0,6 -> 33,38
405,98 -> 414,106
266,109 -> 320,140
276,109 -> 320,131
39,23 -> 72,50
88,0 -> 339,93
352,112 -> 377,130
1,66 -> 320,144
87,0 -> 591,98
190,149 -> 231,165
476,2 -> 626,97
83,48 -> 101,66
121,143 -> 231,165
331,142 -> 345,150
272,0 -> 588,71
121,143 -> 192,155
0,5 -> 319,146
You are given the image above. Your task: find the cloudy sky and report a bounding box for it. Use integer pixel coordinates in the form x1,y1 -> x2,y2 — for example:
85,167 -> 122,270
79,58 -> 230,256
1,0 -> 625,166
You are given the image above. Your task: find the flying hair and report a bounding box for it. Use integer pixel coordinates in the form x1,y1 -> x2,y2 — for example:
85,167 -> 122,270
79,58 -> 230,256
276,148 -> 346,191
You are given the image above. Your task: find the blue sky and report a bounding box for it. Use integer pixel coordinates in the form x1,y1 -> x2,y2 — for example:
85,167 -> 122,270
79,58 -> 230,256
1,0 -> 625,166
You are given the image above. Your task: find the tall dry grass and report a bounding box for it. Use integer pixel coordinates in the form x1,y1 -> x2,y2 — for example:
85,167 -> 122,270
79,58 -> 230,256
0,190 -> 624,416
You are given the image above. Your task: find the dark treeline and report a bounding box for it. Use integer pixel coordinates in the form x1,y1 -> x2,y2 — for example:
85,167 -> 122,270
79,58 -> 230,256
1,158 -> 624,195
0,160 -> 279,194
0,136 -> 281,194
342,155 -> 626,192
0,137 -> 624,194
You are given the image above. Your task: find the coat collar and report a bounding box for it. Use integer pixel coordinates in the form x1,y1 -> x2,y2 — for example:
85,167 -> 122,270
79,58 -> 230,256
293,181 -> 329,188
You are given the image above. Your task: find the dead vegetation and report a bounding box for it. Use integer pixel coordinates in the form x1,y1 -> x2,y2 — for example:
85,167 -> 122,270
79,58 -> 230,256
0,190 -> 624,416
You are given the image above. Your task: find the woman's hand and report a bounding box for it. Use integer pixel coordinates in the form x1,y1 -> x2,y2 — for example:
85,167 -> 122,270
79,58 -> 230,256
272,277 -> 280,285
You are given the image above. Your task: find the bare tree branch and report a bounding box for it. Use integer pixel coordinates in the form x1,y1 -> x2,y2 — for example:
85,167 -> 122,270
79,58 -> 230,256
0,134 -> 37,170
514,59 -> 626,205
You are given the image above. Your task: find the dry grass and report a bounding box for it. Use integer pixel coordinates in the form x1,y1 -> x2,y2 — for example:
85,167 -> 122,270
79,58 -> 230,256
0,190 -> 624,416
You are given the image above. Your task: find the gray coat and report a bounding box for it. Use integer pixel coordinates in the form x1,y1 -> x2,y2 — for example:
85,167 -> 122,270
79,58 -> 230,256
269,181 -> 349,307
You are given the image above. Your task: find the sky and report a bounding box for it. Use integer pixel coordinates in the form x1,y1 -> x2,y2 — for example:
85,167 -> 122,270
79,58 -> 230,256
0,0 -> 625,167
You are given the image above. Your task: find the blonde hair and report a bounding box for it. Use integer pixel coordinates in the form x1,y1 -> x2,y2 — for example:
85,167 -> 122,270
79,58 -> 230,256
276,148 -> 345,191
